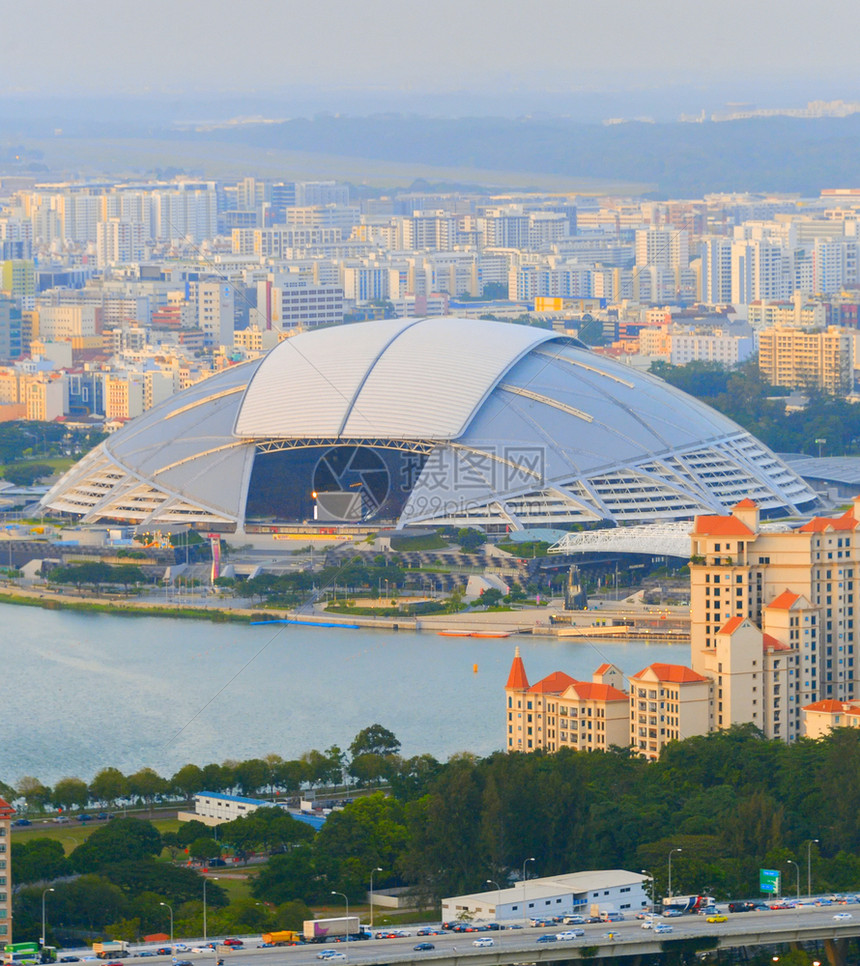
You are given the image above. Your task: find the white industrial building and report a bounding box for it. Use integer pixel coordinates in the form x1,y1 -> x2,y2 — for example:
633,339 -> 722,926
442,870 -> 650,923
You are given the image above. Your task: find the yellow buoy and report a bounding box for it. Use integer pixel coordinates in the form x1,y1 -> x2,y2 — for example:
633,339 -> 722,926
473,663 -> 478,673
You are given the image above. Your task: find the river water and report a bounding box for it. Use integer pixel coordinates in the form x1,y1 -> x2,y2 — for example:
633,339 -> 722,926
2,604 -> 687,784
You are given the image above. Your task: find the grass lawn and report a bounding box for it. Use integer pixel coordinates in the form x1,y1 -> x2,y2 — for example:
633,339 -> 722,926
0,456 -> 76,479
13,816 -> 184,855
211,875 -> 253,904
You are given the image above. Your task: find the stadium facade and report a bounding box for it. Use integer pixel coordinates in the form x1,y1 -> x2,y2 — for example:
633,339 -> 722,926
41,317 -> 817,532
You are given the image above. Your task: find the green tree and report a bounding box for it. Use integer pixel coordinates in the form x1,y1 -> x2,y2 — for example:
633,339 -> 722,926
127,767 -> 168,810
480,588 -> 503,608
349,724 -> 401,759
12,838 -> 71,884
17,776 -> 52,812
456,528 -> 486,553
52,776 -> 90,812
234,758 -> 269,796
188,836 -> 221,862
89,767 -> 129,807
70,817 -> 163,873
171,764 -> 205,800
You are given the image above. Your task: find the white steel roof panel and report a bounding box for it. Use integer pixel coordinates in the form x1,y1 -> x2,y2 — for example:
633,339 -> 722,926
236,317 -> 557,441
235,318 -> 422,438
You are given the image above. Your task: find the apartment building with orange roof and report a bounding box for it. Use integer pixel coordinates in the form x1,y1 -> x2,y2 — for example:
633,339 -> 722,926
691,495 -> 860,740
505,648 -> 629,753
0,795 -> 13,941
803,698 -> 860,738
628,663 -> 710,761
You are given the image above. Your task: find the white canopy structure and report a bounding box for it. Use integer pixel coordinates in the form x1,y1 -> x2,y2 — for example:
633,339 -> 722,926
41,317 -> 817,530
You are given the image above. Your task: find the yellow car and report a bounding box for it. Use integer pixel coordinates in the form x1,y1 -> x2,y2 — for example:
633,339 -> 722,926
706,914 -> 728,923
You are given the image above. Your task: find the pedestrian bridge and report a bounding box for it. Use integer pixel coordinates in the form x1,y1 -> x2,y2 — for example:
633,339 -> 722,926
547,522 -> 693,559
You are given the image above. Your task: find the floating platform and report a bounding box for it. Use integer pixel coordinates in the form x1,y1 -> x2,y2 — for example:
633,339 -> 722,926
437,629 -> 511,638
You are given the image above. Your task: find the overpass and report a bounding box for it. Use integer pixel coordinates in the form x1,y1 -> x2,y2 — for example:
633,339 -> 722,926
212,907 -> 860,966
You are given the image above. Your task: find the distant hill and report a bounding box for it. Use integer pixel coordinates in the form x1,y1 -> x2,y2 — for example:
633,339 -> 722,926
4,105 -> 860,195
198,113 -> 860,196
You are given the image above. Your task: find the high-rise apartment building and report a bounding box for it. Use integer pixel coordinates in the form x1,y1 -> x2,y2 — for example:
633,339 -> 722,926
757,325 -> 853,395
0,796 -> 13,941
690,497 -> 860,740
628,663 -> 710,761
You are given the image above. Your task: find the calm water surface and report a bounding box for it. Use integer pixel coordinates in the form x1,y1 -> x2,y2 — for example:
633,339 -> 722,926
1,604 -> 687,783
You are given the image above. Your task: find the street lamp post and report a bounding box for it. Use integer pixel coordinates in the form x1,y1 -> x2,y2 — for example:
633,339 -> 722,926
486,880 -> 502,922
807,839 -> 819,897
203,876 -> 219,941
370,867 -> 383,929
41,887 -> 55,947
786,860 -> 800,900
668,848 -> 682,898
331,892 -> 349,962
522,857 -> 535,923
159,901 -> 174,946
815,438 -> 827,459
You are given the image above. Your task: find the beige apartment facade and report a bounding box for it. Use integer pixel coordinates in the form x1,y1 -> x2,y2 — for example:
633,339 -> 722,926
0,796 -> 13,941
628,663 -> 711,761
505,649 -> 629,753
757,325 -> 852,395
691,496 -> 860,739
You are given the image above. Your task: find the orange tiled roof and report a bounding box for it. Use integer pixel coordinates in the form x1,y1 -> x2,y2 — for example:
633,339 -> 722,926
767,590 -> 801,610
632,663 -> 709,684
734,498 -> 758,509
530,671 -> 579,694
799,508 -> 859,533
594,662 -> 612,674
763,633 -> 792,651
571,682 -> 628,702
718,616 -> 746,634
692,515 -> 754,536
505,646 -> 530,690
803,699 -> 857,713
0,797 -> 15,819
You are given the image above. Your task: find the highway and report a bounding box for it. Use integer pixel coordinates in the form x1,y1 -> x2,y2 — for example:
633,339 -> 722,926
72,906 -> 860,966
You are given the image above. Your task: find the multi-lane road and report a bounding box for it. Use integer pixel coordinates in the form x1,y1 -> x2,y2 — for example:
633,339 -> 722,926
69,906 -> 860,966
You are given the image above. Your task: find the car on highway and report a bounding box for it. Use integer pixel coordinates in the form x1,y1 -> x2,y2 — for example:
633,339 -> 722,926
640,919 -> 655,929
156,950 -> 172,957
472,938 -> 494,947
172,961 -> 193,966
60,958 -> 81,963
834,913 -> 853,920
706,914 -> 728,923
221,940 -> 243,948
654,924 -> 674,934
662,909 -> 683,917
417,929 -> 444,936
316,953 -> 346,962
413,943 -> 435,951
556,929 -> 584,940
12,818 -> 31,826
536,935 -> 557,943
173,945 -> 190,952
563,915 -> 587,924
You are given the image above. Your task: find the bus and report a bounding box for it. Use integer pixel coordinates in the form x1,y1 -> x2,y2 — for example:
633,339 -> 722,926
3,945 -> 56,965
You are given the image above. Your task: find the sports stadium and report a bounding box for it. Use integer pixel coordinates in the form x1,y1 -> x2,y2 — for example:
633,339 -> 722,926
41,316 -> 817,532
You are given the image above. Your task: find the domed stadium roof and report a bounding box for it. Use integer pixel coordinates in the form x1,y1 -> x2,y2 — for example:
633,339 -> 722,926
42,317 -> 817,530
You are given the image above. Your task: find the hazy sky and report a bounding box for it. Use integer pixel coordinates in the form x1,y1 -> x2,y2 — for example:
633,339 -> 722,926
2,0 -> 860,107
